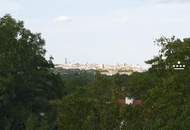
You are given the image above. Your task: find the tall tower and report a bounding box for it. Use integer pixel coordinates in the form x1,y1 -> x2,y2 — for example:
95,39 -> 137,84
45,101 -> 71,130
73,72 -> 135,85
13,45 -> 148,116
102,64 -> 105,69
65,58 -> 68,64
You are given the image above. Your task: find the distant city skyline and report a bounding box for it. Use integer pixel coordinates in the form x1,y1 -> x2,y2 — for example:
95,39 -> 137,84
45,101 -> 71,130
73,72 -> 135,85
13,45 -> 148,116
61,57 -> 149,66
56,61 -> 146,76
1,0 -> 190,66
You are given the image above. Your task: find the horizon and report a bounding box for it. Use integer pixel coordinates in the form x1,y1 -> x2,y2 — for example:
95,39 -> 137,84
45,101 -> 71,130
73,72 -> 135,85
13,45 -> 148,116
54,58 -> 151,68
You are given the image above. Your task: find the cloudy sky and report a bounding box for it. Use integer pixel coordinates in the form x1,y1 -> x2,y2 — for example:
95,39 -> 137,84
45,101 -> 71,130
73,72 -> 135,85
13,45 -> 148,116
0,0 -> 190,65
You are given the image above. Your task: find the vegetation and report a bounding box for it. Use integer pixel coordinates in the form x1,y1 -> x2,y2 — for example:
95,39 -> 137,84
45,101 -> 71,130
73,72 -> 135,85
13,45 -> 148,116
0,15 -> 64,130
0,15 -> 190,130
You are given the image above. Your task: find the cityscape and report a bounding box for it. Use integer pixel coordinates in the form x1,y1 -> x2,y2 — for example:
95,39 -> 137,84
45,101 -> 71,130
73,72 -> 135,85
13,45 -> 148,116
55,58 -> 146,75
1,0 -> 190,129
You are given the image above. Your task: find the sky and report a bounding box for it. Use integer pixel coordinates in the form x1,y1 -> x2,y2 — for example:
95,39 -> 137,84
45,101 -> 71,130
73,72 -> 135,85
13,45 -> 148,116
0,0 -> 190,66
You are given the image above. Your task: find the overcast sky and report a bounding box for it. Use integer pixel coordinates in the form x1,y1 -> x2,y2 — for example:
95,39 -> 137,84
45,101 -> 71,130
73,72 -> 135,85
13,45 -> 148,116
0,0 -> 190,65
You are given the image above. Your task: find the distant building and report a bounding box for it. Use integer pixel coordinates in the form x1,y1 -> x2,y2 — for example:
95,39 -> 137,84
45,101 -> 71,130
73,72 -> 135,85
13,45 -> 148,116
55,63 -> 146,75
114,97 -> 143,106
65,58 -> 68,64
125,97 -> 133,105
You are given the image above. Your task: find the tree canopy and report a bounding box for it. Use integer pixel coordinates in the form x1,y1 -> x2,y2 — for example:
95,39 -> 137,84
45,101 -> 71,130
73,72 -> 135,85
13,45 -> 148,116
0,14 -> 64,130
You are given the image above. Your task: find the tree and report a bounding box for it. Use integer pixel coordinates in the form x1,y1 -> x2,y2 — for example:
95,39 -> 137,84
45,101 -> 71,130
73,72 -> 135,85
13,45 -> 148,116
0,14 -> 64,130
144,37 -> 190,129
121,37 -> 190,129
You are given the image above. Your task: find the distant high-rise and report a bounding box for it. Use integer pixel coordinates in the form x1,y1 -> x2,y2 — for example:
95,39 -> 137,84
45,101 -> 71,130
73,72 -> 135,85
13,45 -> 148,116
102,64 -> 105,69
65,58 -> 68,64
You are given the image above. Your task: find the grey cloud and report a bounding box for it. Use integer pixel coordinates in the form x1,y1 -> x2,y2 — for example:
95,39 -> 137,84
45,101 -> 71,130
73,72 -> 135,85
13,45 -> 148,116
54,16 -> 72,23
157,0 -> 190,4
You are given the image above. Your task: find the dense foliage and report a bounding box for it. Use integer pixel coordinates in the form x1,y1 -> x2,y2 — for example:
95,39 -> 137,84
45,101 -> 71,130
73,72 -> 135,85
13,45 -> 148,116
0,15 -> 64,130
0,15 -> 190,130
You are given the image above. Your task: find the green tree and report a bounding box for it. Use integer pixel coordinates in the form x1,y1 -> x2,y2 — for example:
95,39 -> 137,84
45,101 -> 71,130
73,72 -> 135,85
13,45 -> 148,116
122,37 -> 190,129
0,15 -> 64,130
144,37 -> 190,129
